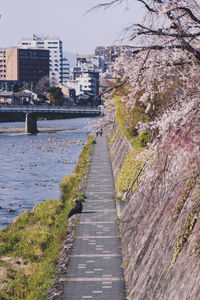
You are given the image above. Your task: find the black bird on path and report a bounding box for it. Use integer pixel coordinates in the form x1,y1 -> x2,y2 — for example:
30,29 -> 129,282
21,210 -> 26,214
65,198 -> 83,219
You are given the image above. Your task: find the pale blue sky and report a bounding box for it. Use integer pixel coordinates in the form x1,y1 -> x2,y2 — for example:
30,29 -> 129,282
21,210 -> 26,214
0,0 -> 143,54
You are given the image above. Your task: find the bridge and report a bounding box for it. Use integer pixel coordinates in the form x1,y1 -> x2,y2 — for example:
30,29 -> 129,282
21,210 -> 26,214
0,105 -> 101,134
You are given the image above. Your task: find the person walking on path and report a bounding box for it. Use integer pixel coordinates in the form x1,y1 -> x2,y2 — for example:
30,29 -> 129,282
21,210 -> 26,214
99,128 -> 103,136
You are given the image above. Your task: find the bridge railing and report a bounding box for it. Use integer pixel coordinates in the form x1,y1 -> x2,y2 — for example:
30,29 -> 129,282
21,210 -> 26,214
0,105 -> 101,114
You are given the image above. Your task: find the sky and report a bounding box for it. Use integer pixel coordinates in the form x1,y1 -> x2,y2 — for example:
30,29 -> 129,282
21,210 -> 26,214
0,0 -> 143,55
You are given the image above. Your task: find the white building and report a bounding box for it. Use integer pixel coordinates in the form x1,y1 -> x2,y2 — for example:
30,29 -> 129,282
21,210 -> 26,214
76,73 -> 98,97
18,34 -> 69,86
66,80 -> 82,96
62,57 -> 70,84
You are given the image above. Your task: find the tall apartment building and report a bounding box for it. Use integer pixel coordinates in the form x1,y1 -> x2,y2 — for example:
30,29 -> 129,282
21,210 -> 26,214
62,57 -> 70,84
0,48 -> 49,86
19,34 -> 69,86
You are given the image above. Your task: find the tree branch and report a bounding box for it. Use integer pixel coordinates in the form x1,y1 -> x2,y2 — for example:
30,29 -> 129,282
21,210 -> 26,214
92,79 -> 129,100
85,0 -> 124,14
174,7 -> 200,24
132,24 -> 200,39
137,0 -> 156,12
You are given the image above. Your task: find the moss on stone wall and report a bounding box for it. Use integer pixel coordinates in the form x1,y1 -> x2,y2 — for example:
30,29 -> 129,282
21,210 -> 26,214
113,94 -> 150,139
109,130 -> 118,147
174,174 -> 200,219
172,205 -> 200,264
115,143 -> 144,193
172,174 -> 200,262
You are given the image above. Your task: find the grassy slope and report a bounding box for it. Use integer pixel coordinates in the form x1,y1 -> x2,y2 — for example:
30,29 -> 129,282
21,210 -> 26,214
0,134 -> 94,300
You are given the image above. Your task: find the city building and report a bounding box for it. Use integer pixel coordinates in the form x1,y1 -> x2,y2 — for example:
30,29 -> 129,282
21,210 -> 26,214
66,80 -> 81,96
66,53 -> 103,106
61,57 -> 70,84
95,46 -> 132,71
0,48 -> 49,88
76,71 -> 99,98
73,67 -> 100,94
19,34 -> 69,86
68,68 -> 100,106
0,91 -> 14,104
76,55 -> 105,73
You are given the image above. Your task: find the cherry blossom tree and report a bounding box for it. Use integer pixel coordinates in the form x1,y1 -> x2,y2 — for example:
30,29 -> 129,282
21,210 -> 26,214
91,4 -> 200,295
91,1 -> 200,204
92,0 -> 200,61
93,1 -> 200,140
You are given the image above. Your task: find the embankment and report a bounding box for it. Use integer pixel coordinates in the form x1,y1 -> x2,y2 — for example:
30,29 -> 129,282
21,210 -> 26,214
108,123 -> 200,300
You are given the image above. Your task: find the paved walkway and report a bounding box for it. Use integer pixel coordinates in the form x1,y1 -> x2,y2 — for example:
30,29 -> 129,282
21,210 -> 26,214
64,134 -> 127,300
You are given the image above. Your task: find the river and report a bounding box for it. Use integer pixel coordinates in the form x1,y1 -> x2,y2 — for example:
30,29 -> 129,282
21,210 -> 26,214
0,117 -> 96,229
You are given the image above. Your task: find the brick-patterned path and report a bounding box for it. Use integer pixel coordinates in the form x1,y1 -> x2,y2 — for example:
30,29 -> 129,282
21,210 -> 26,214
64,134 -> 127,300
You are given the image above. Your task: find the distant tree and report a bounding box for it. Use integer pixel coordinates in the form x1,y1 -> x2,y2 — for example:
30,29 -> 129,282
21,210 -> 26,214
46,86 -> 64,106
35,76 -> 50,93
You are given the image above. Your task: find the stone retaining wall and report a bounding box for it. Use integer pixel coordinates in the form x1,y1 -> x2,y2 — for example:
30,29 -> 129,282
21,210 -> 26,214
108,125 -> 200,300
108,127 -> 132,181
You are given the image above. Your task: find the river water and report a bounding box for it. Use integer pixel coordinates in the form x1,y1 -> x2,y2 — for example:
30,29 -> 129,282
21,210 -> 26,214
0,118 -> 96,229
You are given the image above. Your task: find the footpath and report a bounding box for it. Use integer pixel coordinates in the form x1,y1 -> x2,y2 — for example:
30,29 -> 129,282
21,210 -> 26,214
64,134 -> 127,300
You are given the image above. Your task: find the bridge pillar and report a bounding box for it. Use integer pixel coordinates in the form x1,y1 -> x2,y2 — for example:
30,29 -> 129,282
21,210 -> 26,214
25,113 -> 38,134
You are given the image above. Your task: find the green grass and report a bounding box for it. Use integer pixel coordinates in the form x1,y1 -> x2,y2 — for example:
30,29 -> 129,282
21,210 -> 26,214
0,134 -> 94,299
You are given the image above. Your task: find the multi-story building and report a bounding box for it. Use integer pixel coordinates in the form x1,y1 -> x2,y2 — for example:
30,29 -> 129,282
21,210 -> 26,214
95,46 -> 132,71
77,72 -> 99,97
66,80 -> 82,97
73,67 -> 99,97
18,34 -> 69,86
0,48 -> 49,88
62,57 -> 70,84
76,55 -> 105,73
69,66 -> 100,105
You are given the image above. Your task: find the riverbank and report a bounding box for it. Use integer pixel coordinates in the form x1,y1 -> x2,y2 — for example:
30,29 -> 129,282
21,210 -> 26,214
0,134 -> 95,299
